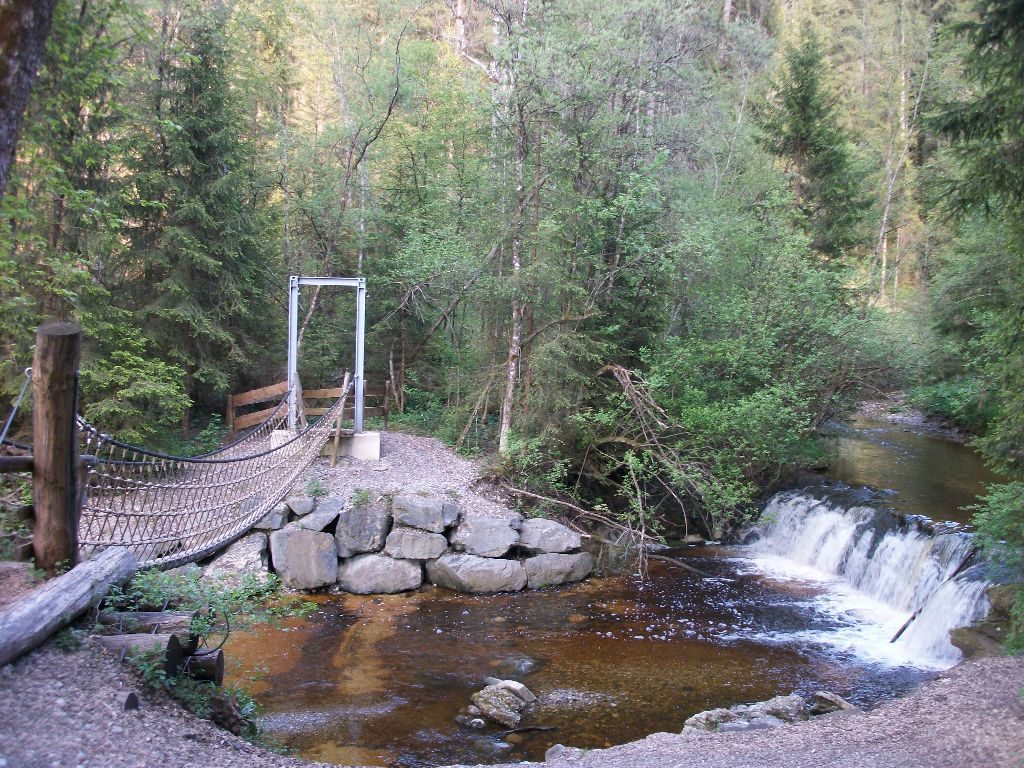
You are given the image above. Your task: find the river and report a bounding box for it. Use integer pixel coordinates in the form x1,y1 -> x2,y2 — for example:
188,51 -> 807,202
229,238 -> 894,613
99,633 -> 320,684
225,413 -> 997,766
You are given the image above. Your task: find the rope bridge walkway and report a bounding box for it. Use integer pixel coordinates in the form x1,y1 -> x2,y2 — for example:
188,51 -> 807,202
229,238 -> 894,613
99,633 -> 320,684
76,384 -> 350,570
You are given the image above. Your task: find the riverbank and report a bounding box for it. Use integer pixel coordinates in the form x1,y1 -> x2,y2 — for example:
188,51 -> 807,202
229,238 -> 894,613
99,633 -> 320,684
0,639 -> 1021,768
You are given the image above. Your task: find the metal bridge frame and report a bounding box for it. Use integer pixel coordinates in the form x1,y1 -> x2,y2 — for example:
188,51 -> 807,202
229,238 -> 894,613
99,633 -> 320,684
286,275 -> 367,432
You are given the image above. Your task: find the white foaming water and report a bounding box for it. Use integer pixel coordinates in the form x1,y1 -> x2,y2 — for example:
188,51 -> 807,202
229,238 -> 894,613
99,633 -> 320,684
744,491 -> 990,669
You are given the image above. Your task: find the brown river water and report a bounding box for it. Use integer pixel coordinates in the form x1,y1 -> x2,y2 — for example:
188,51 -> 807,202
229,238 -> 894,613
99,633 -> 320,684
225,415 -> 997,767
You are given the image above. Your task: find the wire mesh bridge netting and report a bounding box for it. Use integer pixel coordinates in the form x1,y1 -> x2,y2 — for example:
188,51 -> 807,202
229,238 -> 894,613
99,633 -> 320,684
77,385 -> 349,570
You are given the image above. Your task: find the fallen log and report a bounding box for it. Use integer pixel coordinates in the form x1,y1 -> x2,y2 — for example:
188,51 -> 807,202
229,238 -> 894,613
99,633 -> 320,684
184,648 -> 224,685
0,547 -> 137,666
94,633 -> 184,678
98,611 -> 200,653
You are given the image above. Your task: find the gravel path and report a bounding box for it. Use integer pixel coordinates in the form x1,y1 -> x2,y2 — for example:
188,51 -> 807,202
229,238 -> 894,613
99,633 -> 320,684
299,431 -> 518,520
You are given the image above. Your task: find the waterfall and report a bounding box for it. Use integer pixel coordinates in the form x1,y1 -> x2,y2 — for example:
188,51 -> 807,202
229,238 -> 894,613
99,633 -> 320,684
749,490 -> 990,668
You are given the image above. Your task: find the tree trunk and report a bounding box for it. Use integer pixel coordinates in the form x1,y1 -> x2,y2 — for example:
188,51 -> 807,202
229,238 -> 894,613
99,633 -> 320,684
97,610 -> 200,653
94,633 -> 184,678
0,547 -> 138,666
32,322 -> 82,574
184,648 -> 224,685
0,0 -> 59,201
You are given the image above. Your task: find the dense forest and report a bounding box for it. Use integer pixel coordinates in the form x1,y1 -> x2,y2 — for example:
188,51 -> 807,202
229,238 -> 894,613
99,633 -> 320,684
0,0 -> 1021,581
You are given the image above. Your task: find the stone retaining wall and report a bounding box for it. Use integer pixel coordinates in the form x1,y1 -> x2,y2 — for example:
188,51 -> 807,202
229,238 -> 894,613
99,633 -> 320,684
201,494 -> 594,595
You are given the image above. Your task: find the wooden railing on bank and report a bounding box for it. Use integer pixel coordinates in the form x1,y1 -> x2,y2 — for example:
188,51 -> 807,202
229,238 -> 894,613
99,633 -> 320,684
227,378 -> 391,434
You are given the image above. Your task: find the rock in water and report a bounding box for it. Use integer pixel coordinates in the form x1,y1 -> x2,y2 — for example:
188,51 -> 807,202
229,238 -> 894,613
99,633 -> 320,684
336,502 -> 392,557
683,707 -> 739,733
809,691 -> 859,715
392,496 -> 447,532
472,684 -> 526,728
524,552 -> 594,589
450,516 -> 522,558
518,518 -> 582,554
426,554 -> 527,593
384,527 -> 448,560
337,553 -> 423,594
269,526 -> 337,589
202,532 -> 268,586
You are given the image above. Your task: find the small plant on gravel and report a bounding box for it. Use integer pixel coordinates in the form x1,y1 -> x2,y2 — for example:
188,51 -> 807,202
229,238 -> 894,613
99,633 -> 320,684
352,487 -> 373,506
306,478 -> 328,497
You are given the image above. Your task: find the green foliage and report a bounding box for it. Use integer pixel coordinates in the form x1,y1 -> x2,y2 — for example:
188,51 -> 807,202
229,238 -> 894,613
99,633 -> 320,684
907,378 -> 997,434
759,28 -> 870,260
305,480 -> 327,498
926,0 -> 1024,649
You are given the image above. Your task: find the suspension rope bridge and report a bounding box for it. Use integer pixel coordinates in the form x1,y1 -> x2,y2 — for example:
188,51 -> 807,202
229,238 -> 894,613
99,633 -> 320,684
74,383 -> 350,570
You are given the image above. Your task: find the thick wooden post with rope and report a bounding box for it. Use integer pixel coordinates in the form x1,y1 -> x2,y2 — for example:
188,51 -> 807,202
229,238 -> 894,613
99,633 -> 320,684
31,321 -> 82,574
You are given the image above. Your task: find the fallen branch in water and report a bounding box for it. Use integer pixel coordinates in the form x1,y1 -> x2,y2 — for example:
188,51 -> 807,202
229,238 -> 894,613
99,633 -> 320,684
502,725 -> 558,736
503,485 -> 725,581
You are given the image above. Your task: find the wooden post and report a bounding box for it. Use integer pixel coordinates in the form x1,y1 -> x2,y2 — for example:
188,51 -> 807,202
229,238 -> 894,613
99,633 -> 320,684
226,393 -> 234,433
31,321 -> 82,574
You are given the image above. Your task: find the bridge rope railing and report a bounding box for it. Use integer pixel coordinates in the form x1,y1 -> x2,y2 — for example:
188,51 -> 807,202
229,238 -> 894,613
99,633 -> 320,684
76,383 -> 350,570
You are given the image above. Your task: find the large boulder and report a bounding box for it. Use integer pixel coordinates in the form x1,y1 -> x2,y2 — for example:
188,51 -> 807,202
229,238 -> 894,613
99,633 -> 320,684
269,526 -> 337,590
384,527 -> 447,560
392,495 -> 446,532
336,502 -> 392,557
524,552 -> 594,589
450,515 -> 521,558
442,502 -> 462,528
472,683 -> 526,728
203,532 -> 268,586
285,497 -> 316,517
293,497 -> 344,532
427,554 -> 527,593
518,518 -> 582,554
337,554 -> 423,594
253,503 -> 288,531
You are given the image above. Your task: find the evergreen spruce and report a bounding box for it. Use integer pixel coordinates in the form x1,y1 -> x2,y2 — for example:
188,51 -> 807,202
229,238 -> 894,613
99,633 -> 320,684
759,29 -> 869,261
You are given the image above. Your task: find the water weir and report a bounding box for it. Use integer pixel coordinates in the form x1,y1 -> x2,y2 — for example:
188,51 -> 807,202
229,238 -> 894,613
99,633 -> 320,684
750,489 -> 990,668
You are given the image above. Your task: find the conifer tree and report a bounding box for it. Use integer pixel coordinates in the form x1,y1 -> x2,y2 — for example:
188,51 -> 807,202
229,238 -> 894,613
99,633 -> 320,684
759,29 -> 869,261
128,2 -> 275,424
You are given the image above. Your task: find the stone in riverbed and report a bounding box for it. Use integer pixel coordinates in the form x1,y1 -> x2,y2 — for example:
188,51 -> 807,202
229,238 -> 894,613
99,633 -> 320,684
336,553 -> 423,594
203,532 -> 268,586
809,691 -> 859,715
269,527 -> 337,590
524,552 -> 594,589
336,502 -> 392,557
392,495 -> 446,532
384,527 -> 447,560
518,518 -> 582,554
450,515 -> 522,558
472,684 -> 527,728
426,554 -> 527,593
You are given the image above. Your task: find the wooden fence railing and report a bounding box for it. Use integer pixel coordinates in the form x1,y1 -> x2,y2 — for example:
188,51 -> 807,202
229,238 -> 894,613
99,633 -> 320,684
227,378 -> 390,434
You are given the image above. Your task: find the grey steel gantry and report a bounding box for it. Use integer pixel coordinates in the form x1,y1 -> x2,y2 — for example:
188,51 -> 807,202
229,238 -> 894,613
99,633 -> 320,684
286,275 -> 367,432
